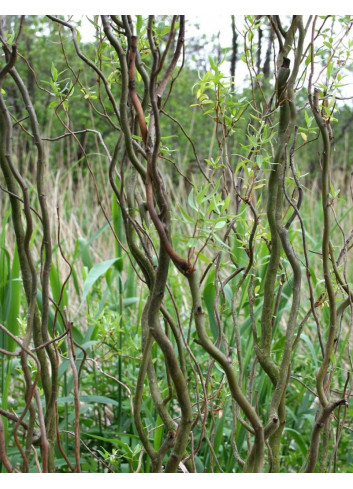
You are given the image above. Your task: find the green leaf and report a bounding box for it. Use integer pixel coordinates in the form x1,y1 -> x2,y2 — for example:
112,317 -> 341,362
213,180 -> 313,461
213,409 -> 225,453
203,277 -> 218,341
304,110 -> 312,128
136,15 -> 143,34
330,351 -> 336,366
209,56 -> 217,71
51,62 -> 58,82
6,246 -> 21,352
58,394 -> 120,407
83,433 -> 137,458
327,61 -> 333,80
214,220 -> 226,229
187,188 -> 198,212
197,252 -> 213,264
300,334 -> 318,369
153,415 -> 164,451
123,297 -> 139,307
285,428 -> 308,455
178,205 -> 195,223
79,258 -> 119,308
78,237 -> 93,269
221,195 -> 231,212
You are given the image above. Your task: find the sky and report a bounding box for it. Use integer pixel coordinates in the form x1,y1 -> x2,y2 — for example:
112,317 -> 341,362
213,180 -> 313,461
1,0 -> 348,16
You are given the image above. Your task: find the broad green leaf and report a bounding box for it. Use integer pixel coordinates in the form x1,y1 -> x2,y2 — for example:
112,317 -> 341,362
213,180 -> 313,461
153,415 -> 164,451
203,276 -> 218,341
58,394 -> 120,407
51,62 -> 58,81
80,258 -> 119,308
213,408 -> 225,453
6,246 -> 21,352
136,15 -> 143,34
300,334 -> 318,369
285,427 -> 308,455
78,237 -> 93,269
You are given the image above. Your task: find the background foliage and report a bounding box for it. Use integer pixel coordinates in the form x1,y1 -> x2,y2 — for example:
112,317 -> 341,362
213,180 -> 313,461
0,14 -> 353,473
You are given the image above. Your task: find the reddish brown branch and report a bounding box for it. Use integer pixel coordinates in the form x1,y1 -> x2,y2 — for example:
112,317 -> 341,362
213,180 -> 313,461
157,16 -> 185,99
128,29 -> 194,276
128,36 -> 147,145
145,164 -> 193,275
